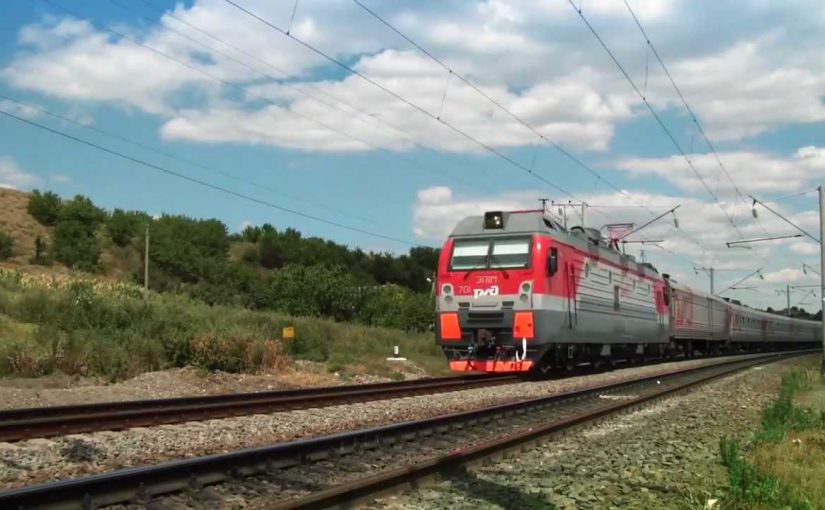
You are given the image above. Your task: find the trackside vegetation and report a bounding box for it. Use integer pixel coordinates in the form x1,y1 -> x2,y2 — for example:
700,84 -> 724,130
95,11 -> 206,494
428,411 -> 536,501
0,189 -> 448,380
0,271 -> 447,380
22,189 -> 437,333
718,369 -> 825,509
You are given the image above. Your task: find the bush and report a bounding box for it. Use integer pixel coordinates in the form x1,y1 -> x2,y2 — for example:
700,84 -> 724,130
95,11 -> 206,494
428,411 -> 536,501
52,220 -> 101,271
107,209 -> 144,247
29,235 -> 51,265
60,195 -> 106,230
0,231 -> 12,260
27,190 -> 62,226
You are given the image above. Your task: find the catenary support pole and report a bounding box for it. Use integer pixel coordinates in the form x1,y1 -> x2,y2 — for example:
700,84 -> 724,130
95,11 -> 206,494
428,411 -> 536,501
144,223 -> 149,298
819,185 -> 825,374
787,284 -> 791,316
710,268 -> 715,295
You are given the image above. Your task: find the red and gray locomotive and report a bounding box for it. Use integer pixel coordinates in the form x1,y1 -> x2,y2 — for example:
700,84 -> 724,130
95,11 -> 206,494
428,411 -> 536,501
435,209 -> 821,373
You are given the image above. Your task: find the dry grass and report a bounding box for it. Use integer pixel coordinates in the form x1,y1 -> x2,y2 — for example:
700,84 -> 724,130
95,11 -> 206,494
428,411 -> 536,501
749,429 -> 825,509
0,187 -> 50,266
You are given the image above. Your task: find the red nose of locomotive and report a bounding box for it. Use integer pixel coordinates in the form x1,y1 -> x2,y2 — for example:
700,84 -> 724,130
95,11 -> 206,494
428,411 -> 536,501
435,211 -> 551,373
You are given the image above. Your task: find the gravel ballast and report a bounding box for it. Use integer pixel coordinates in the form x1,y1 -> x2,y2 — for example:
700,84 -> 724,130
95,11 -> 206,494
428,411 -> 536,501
0,354 -> 795,491
370,354 -> 819,510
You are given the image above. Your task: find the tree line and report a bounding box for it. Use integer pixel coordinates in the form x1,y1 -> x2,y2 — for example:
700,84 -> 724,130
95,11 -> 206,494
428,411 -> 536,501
24,190 -> 438,332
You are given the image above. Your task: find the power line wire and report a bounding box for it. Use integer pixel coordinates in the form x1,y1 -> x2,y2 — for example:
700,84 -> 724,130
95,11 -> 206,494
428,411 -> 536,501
349,0 -> 716,262
130,0 -> 492,189
620,0 -> 794,270
0,92 -> 381,228
568,0 -> 745,241
221,0 -> 591,206
0,107 -> 419,247
42,0 -> 476,193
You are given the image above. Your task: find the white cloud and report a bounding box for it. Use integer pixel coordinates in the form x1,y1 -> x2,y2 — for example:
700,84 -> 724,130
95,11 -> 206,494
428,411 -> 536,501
0,157 -> 39,190
0,99 -> 42,120
790,242 -> 820,256
8,1 -> 825,152
614,146 -> 825,195
762,268 -> 807,284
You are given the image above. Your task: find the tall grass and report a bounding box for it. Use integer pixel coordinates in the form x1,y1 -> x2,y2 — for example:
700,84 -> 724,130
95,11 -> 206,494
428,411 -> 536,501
0,270 -> 445,380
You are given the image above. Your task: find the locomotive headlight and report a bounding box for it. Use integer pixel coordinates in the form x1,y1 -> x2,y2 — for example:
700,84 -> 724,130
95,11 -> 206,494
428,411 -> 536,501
445,295 -> 453,304
442,284 -> 453,295
519,281 -> 532,303
484,211 -> 504,229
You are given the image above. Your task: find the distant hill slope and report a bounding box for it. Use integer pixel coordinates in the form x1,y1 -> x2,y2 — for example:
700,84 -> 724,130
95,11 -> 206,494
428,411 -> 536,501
0,187 -> 53,268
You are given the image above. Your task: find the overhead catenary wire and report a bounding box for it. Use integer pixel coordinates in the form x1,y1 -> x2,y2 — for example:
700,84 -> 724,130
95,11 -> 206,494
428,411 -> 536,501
620,0 -> 799,272
568,0 -> 745,242
127,0 -> 496,191
0,108 -> 420,247
621,0 -> 749,211
42,0 -> 485,195
220,0 -> 594,209
349,0 -> 717,263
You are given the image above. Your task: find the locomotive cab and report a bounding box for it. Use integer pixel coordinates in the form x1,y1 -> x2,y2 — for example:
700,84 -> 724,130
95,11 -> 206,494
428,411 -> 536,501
435,210 -> 562,372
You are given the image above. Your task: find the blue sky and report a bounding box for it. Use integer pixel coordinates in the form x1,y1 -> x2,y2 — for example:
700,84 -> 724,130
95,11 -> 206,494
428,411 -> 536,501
0,0 -> 822,312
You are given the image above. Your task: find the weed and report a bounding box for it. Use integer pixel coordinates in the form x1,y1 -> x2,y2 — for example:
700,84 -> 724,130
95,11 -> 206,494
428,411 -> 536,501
718,369 -> 825,510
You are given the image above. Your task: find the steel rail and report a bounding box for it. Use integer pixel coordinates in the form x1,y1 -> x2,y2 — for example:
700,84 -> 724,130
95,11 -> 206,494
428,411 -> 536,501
0,351 -> 808,510
0,373 -> 520,442
275,354 -> 795,509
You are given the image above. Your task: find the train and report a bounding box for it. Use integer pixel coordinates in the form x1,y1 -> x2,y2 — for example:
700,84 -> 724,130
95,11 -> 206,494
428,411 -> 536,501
435,209 -> 821,373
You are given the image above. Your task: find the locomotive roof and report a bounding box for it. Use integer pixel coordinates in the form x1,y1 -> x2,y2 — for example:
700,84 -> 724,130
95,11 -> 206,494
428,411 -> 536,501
449,210 -> 662,280
450,210 -> 560,237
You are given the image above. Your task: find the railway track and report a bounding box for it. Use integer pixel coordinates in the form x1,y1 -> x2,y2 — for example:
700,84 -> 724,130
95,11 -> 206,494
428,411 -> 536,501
0,373 -> 521,442
0,351 -> 808,510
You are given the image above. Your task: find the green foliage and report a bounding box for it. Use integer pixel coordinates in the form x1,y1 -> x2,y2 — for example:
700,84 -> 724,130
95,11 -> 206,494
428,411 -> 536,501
719,438 -> 788,506
756,371 -> 825,443
719,370 -> 825,510
52,220 -> 101,271
27,189 -> 62,226
144,214 -> 230,289
60,195 -> 106,229
0,281 -> 444,380
47,195 -> 106,271
24,190 -> 438,336
107,209 -> 145,247
0,231 -> 12,260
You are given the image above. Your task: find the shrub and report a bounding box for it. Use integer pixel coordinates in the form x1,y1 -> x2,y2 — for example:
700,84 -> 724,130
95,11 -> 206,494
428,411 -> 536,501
29,235 -> 51,265
107,209 -> 144,247
59,195 -> 106,230
0,231 -> 12,260
27,189 -> 62,226
52,220 -> 101,271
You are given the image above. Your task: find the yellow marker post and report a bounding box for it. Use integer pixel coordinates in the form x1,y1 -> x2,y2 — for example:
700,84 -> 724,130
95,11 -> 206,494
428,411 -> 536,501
282,326 -> 295,340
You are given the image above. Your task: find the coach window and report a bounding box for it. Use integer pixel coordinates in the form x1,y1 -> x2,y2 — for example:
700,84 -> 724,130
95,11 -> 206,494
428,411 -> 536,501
613,285 -> 620,311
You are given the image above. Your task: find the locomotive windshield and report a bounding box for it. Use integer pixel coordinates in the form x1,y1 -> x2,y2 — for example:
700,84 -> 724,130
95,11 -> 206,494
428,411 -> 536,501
450,236 -> 532,270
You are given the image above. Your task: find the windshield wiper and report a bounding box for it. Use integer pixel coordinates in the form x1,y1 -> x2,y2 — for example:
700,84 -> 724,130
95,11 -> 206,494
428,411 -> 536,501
462,265 -> 488,280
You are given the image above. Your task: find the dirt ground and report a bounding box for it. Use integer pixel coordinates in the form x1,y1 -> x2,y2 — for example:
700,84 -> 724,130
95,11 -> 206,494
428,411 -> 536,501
0,360 -> 421,410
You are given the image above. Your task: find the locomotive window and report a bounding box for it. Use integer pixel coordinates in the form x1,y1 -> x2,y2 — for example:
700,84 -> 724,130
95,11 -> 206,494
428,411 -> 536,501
490,238 -> 531,269
450,240 -> 491,270
450,236 -> 532,270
